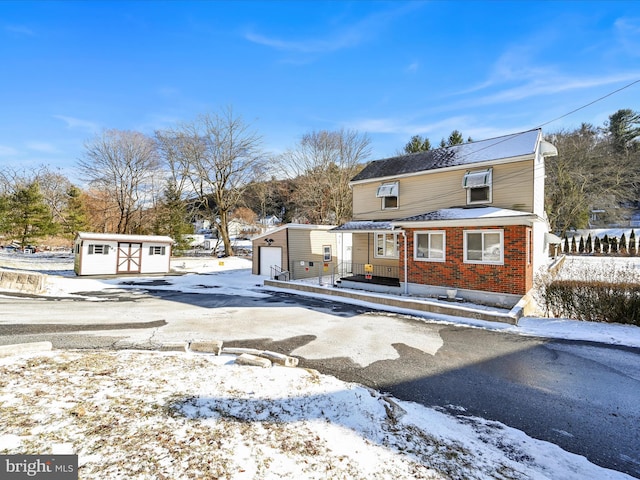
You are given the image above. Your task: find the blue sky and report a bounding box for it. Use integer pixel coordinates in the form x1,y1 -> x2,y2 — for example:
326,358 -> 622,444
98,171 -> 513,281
1,1 -> 639,184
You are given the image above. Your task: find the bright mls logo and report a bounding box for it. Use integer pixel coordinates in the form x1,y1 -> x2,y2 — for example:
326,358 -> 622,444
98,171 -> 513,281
1,455 -> 77,479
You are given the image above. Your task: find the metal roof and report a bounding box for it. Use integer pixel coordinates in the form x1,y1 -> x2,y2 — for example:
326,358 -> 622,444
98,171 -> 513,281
75,232 -> 174,243
330,221 -> 394,233
351,129 -> 542,183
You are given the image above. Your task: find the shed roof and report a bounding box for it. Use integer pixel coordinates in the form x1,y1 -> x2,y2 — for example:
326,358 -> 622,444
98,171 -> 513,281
75,232 -> 174,243
351,129 -> 542,183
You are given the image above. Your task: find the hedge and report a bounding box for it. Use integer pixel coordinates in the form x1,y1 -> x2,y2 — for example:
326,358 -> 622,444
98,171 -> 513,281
542,280 -> 640,326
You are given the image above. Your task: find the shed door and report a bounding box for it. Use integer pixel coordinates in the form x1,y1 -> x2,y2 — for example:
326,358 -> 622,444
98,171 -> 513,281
117,242 -> 142,274
259,246 -> 282,276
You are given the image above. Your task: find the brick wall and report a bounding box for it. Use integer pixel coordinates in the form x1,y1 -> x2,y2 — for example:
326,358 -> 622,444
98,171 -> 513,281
402,225 -> 533,295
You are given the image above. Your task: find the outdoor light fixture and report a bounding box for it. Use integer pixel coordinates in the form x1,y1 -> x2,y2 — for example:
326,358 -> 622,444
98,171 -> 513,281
264,238 -> 274,245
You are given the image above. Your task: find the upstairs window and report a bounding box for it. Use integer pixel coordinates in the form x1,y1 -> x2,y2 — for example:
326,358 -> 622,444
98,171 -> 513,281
375,232 -> 399,259
462,168 -> 492,204
376,182 -> 399,210
149,246 -> 166,256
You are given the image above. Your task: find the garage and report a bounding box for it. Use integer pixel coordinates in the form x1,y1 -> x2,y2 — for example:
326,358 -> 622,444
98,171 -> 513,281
259,246 -> 282,276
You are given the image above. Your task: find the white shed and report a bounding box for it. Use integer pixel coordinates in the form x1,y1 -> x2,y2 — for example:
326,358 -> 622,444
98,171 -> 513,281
74,232 -> 174,276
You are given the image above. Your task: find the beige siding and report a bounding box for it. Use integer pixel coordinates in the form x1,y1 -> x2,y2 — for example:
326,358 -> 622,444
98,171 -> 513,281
252,228 -> 288,274
287,228 -> 338,280
352,159 -> 535,220
351,233 -> 400,268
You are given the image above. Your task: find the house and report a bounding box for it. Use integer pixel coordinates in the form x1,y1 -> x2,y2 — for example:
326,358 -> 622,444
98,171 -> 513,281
332,128 -> 559,307
252,224 -> 344,280
74,232 -> 174,276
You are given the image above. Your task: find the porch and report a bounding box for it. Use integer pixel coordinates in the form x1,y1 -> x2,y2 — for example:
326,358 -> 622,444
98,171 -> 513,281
334,262 -> 401,287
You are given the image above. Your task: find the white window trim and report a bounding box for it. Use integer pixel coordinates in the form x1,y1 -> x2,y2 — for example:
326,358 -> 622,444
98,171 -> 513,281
413,230 -> 446,262
374,232 -> 399,259
463,229 -> 504,265
463,168 -> 492,205
323,245 -> 332,262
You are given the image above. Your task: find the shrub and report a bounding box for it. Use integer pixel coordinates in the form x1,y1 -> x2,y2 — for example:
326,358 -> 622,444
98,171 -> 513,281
542,280 -> 640,325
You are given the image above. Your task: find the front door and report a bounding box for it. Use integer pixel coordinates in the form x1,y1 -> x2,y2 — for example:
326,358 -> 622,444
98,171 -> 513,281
117,242 -> 142,274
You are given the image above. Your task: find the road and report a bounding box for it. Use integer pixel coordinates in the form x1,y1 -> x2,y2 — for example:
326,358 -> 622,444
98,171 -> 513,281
1,287 -> 639,478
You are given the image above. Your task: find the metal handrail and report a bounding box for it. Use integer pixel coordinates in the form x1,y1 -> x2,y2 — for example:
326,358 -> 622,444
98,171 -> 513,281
270,265 -> 290,281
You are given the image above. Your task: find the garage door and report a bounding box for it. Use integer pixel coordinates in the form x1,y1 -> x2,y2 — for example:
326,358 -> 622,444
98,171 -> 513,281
259,246 -> 282,276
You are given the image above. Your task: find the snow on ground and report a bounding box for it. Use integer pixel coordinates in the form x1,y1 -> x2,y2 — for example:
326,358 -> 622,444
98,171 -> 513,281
1,250 -> 639,479
0,350 -> 631,480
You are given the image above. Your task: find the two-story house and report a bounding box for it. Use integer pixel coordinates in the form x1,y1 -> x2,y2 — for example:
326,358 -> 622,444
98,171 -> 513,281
332,128 -> 559,308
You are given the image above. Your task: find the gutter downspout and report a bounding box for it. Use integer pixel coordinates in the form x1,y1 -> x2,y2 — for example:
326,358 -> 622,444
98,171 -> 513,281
402,230 -> 408,295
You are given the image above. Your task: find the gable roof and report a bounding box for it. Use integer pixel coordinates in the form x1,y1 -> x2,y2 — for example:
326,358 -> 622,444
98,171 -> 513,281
75,232 -> 174,244
351,128 -> 543,183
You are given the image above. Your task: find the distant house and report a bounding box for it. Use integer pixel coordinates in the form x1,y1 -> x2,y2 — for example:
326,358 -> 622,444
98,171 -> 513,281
74,232 -> 174,276
252,224 -> 343,280
332,129 -> 559,307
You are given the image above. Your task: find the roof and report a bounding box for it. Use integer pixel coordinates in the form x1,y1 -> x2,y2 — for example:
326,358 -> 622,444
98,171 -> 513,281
391,207 -> 540,227
351,129 -> 542,183
330,221 -> 393,233
75,232 -> 174,243
252,223 -> 336,241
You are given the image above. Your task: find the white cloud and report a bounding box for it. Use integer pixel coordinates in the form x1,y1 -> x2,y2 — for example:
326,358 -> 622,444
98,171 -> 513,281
244,3 -> 420,54
26,142 -> 59,154
53,115 -> 100,132
405,62 -> 419,73
4,24 -> 35,36
0,144 -> 19,156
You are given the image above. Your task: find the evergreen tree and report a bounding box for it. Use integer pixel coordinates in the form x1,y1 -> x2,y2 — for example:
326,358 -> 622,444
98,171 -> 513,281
154,179 -> 194,255
594,236 -> 601,254
578,236 -> 585,253
620,233 -> 628,255
403,135 -> 431,153
610,236 -> 618,254
607,108 -> 640,154
6,182 -> 57,245
571,236 -> 577,253
630,230 -> 637,256
62,186 -> 89,237
586,233 -> 592,254
602,235 -> 610,254
563,237 -> 570,254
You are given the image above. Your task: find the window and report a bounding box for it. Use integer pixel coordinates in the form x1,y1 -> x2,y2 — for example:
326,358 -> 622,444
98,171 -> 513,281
414,231 -> 446,261
323,245 -> 332,262
376,182 -> 399,210
375,232 -> 399,258
149,246 -> 166,256
88,244 -> 109,255
462,168 -> 492,204
464,230 -> 503,264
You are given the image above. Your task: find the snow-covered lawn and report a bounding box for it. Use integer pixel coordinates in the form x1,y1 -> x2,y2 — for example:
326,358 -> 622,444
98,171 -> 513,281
1,251 -> 638,479
0,349 -> 630,480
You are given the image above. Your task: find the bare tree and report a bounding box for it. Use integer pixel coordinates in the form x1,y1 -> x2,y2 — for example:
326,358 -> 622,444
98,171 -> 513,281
159,108 -> 266,256
545,123 -> 637,235
280,129 -> 370,224
78,129 -> 160,234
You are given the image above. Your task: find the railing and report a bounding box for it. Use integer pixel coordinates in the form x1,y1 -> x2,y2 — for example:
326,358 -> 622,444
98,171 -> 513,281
334,262 -> 399,280
270,265 -> 290,281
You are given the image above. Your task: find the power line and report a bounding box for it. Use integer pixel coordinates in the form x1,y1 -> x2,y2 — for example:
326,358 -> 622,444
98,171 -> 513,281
536,78 -> 640,129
